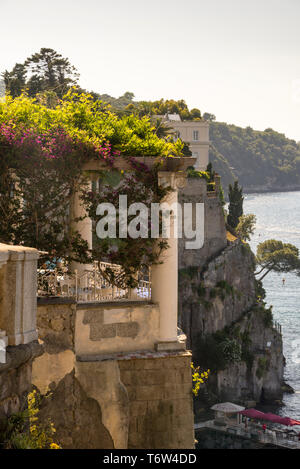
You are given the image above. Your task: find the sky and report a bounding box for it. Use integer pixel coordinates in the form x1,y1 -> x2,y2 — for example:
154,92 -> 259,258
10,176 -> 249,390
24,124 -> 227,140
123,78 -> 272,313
1,0 -> 300,140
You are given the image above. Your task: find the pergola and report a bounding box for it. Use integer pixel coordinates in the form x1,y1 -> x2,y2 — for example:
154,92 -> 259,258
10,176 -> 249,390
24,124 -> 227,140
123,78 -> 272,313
211,402 -> 245,424
71,155 -> 196,350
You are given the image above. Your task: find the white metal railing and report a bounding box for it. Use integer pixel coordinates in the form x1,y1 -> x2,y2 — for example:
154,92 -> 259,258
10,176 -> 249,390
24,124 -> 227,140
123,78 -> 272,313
37,262 -> 151,303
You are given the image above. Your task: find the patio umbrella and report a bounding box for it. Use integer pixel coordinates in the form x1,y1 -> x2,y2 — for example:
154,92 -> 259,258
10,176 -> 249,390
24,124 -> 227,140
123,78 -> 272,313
211,402 -> 245,413
239,408 -> 266,420
279,417 -> 300,426
264,412 -> 287,424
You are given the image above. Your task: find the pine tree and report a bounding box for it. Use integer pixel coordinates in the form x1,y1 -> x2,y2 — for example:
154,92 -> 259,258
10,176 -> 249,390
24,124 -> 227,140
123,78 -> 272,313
227,180 -> 243,228
2,48 -> 79,99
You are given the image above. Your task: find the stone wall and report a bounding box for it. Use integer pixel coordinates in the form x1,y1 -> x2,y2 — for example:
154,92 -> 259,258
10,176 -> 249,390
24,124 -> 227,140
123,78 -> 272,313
0,342 -> 42,422
75,301 -> 160,357
118,353 -> 194,449
33,299 -> 195,449
178,178 -> 227,270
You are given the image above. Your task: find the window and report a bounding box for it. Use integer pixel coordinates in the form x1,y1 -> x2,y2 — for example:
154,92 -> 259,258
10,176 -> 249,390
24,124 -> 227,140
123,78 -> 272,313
193,130 -> 199,141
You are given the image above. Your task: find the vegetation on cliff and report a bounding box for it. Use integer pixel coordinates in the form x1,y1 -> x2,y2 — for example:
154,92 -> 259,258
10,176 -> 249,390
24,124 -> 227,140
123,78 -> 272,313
209,121 -> 300,190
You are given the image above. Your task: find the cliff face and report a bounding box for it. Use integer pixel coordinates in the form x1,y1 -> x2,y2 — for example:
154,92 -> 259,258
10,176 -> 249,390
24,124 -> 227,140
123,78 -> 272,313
178,180 -> 284,410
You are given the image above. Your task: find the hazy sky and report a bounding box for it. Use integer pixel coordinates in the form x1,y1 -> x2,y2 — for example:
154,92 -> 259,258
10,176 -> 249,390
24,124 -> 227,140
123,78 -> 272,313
1,0 -> 300,140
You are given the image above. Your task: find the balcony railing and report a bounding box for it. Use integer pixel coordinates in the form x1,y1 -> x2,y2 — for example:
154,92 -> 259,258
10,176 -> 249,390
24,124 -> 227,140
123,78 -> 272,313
37,262 -> 151,303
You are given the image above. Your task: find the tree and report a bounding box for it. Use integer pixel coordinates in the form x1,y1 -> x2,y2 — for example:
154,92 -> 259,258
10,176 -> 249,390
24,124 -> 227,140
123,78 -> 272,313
227,180 -> 243,229
255,239 -> 300,281
203,112 -> 216,122
2,64 -> 26,98
24,48 -> 79,98
152,118 -> 174,139
236,214 -> 256,241
0,91 -> 184,285
189,108 -> 201,120
3,48 -> 79,99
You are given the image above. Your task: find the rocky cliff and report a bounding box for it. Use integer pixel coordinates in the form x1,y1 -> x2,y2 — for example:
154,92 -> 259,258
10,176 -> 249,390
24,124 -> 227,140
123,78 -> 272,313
178,180 -> 284,415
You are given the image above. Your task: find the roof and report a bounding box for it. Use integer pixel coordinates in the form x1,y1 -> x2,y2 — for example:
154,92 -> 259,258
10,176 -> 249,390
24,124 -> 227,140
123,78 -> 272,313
166,113 -> 181,122
211,402 -> 245,413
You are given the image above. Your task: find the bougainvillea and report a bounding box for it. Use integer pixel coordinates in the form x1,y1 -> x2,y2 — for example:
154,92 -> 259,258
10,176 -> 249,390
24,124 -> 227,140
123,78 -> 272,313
0,91 -> 183,285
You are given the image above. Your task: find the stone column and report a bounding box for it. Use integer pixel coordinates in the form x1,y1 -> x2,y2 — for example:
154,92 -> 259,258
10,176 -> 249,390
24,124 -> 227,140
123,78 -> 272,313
151,172 -> 187,351
70,179 -> 93,274
0,244 -> 39,346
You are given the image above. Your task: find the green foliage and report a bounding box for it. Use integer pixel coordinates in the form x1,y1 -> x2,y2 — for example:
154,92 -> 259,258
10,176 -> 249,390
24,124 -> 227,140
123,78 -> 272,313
195,335 -> 227,371
218,183 -> 226,207
178,266 -> 199,281
196,329 -> 243,372
0,390 -> 60,449
186,167 -> 210,181
3,48 -> 79,99
0,91 -> 183,157
215,280 -> 235,298
256,357 -> 270,380
126,98 -> 201,121
254,279 -> 266,302
236,214 -> 257,241
256,239 -> 300,281
227,180 -> 243,229
197,283 -> 206,297
262,305 -> 273,328
202,112 -> 216,122
0,91 -> 185,286
220,337 -> 242,363
209,121 -> 300,190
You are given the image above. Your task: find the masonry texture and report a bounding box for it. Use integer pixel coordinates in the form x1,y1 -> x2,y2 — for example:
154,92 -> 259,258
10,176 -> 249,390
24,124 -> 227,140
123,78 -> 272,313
37,300 -> 76,353
0,341 -> 42,421
118,353 -> 195,449
83,309 -> 140,340
33,299 -> 195,449
178,177 -> 227,270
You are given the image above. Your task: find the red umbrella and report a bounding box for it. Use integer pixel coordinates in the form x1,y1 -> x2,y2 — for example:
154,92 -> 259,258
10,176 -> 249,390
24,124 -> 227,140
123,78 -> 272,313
264,412 -> 286,424
239,408 -> 266,420
279,417 -> 300,426
240,409 -> 300,426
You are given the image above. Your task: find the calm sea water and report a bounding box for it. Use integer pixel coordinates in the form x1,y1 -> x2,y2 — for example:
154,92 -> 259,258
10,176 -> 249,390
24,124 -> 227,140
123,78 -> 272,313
244,191 -> 300,419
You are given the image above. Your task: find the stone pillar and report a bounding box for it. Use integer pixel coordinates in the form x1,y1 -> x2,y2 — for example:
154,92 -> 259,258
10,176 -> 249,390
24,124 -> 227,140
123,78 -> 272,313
0,244 -> 39,346
70,179 -> 93,274
214,174 -> 221,194
151,172 -> 187,351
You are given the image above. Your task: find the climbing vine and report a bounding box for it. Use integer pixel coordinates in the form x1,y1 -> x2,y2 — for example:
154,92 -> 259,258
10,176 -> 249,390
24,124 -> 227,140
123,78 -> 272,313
0,91 -> 185,286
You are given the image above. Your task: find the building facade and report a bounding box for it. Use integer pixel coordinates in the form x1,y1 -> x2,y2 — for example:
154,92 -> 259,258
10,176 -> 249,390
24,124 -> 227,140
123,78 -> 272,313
162,114 -> 210,171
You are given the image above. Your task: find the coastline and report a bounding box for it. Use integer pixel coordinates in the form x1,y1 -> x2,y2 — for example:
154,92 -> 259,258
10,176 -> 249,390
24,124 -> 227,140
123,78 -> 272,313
242,185 -> 300,194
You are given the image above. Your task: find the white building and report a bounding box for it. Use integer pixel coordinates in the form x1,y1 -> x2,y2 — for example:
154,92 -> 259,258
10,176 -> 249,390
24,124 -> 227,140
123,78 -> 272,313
159,114 -> 210,171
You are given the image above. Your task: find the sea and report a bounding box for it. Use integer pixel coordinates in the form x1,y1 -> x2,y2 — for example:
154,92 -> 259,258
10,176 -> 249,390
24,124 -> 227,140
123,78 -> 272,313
244,191 -> 300,419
